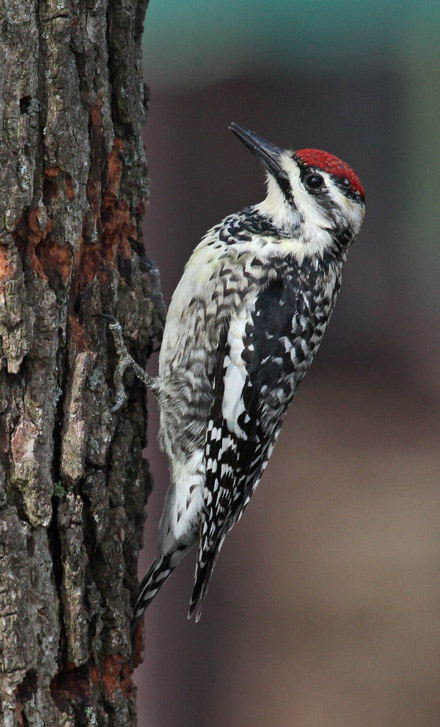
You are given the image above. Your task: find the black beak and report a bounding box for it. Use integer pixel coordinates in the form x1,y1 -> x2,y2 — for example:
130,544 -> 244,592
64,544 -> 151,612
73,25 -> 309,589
229,122 -> 284,178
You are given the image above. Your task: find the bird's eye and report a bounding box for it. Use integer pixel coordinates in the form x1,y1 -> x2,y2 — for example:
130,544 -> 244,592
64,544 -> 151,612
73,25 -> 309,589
304,173 -> 324,191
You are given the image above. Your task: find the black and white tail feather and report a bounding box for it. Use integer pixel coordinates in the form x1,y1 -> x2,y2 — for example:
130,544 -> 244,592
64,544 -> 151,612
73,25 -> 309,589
131,554 -> 175,630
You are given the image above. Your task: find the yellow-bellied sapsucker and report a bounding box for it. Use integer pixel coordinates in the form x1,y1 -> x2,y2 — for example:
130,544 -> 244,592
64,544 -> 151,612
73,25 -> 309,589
108,123 -> 365,625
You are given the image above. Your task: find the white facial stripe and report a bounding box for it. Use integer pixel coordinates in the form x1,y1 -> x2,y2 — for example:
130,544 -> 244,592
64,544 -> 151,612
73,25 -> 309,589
255,173 -> 295,230
256,154 -> 364,257
256,162 -> 332,259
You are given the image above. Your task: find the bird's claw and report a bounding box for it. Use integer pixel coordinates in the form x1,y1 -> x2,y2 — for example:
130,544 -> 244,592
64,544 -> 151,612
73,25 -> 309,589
93,312 -> 118,325
111,397 -> 127,413
97,311 -> 160,408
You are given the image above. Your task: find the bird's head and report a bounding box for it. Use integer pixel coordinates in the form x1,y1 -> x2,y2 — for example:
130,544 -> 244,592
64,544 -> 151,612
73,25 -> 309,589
229,122 -> 365,258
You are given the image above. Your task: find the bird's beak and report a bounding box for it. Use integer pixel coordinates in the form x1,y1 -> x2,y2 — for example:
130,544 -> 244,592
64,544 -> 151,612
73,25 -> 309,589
229,122 -> 284,178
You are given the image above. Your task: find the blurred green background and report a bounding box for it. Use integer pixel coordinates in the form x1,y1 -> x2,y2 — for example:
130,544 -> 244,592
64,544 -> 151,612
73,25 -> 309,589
143,0 -> 440,88
136,2 -> 440,726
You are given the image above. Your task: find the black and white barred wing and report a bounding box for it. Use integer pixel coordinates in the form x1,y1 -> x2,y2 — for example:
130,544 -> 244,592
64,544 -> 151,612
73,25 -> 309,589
189,275 -> 309,620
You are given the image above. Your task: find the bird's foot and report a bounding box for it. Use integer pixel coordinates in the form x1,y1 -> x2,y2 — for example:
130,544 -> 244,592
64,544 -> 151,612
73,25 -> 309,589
96,313 -> 159,411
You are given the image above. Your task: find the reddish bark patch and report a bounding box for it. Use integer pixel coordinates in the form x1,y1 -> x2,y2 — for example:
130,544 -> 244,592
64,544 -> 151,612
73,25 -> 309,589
45,166 -> 62,178
119,660 -> 134,699
100,139 -> 136,269
69,314 -> 87,352
96,655 -> 134,701
12,165 -> 76,287
26,207 -> 54,279
12,201 -> 73,286
42,167 -> 76,203
101,197 -> 136,263
35,238 -> 73,286
87,179 -> 100,213
15,703 -> 23,727
90,656 -> 134,701
131,620 -> 144,668
50,664 -> 93,713
89,98 -> 102,131
76,137 -> 138,291
102,139 -> 137,265
0,240 -> 17,286
107,138 -> 125,199
135,199 -> 146,216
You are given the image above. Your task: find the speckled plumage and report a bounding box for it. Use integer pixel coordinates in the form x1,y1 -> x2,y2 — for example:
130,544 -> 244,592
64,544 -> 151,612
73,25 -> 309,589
132,124 -> 365,624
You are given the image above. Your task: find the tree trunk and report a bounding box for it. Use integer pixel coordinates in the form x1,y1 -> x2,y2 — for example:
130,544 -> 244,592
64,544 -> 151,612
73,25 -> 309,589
0,1 -> 153,724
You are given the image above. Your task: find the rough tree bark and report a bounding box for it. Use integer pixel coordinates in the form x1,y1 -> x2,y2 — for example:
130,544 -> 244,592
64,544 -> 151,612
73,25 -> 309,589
0,1 -> 154,725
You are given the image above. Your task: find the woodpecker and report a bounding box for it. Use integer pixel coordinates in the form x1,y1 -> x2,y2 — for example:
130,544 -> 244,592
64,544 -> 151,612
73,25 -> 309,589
109,122 -> 365,625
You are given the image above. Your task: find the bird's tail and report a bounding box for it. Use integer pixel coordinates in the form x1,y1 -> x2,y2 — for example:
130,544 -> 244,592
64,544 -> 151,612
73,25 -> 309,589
131,554 -> 175,630
188,531 -> 226,622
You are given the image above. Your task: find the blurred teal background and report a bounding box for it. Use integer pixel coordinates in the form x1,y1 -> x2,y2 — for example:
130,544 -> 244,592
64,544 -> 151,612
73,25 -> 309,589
143,0 -> 440,88
136,3 -> 440,726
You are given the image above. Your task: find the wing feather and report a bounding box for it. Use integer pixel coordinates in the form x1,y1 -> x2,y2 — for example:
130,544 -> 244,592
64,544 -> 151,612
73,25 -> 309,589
189,275 -> 305,619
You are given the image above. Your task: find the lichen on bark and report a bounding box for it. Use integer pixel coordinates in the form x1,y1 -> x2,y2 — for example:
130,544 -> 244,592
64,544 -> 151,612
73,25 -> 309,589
0,0 -> 152,724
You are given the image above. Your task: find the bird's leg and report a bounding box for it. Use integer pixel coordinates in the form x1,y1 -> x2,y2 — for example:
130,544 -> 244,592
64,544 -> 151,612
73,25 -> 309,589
97,314 -> 160,412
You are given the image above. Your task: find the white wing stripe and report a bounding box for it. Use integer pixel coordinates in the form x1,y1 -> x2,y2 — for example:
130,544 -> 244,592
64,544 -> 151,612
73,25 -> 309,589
222,302 -> 256,438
